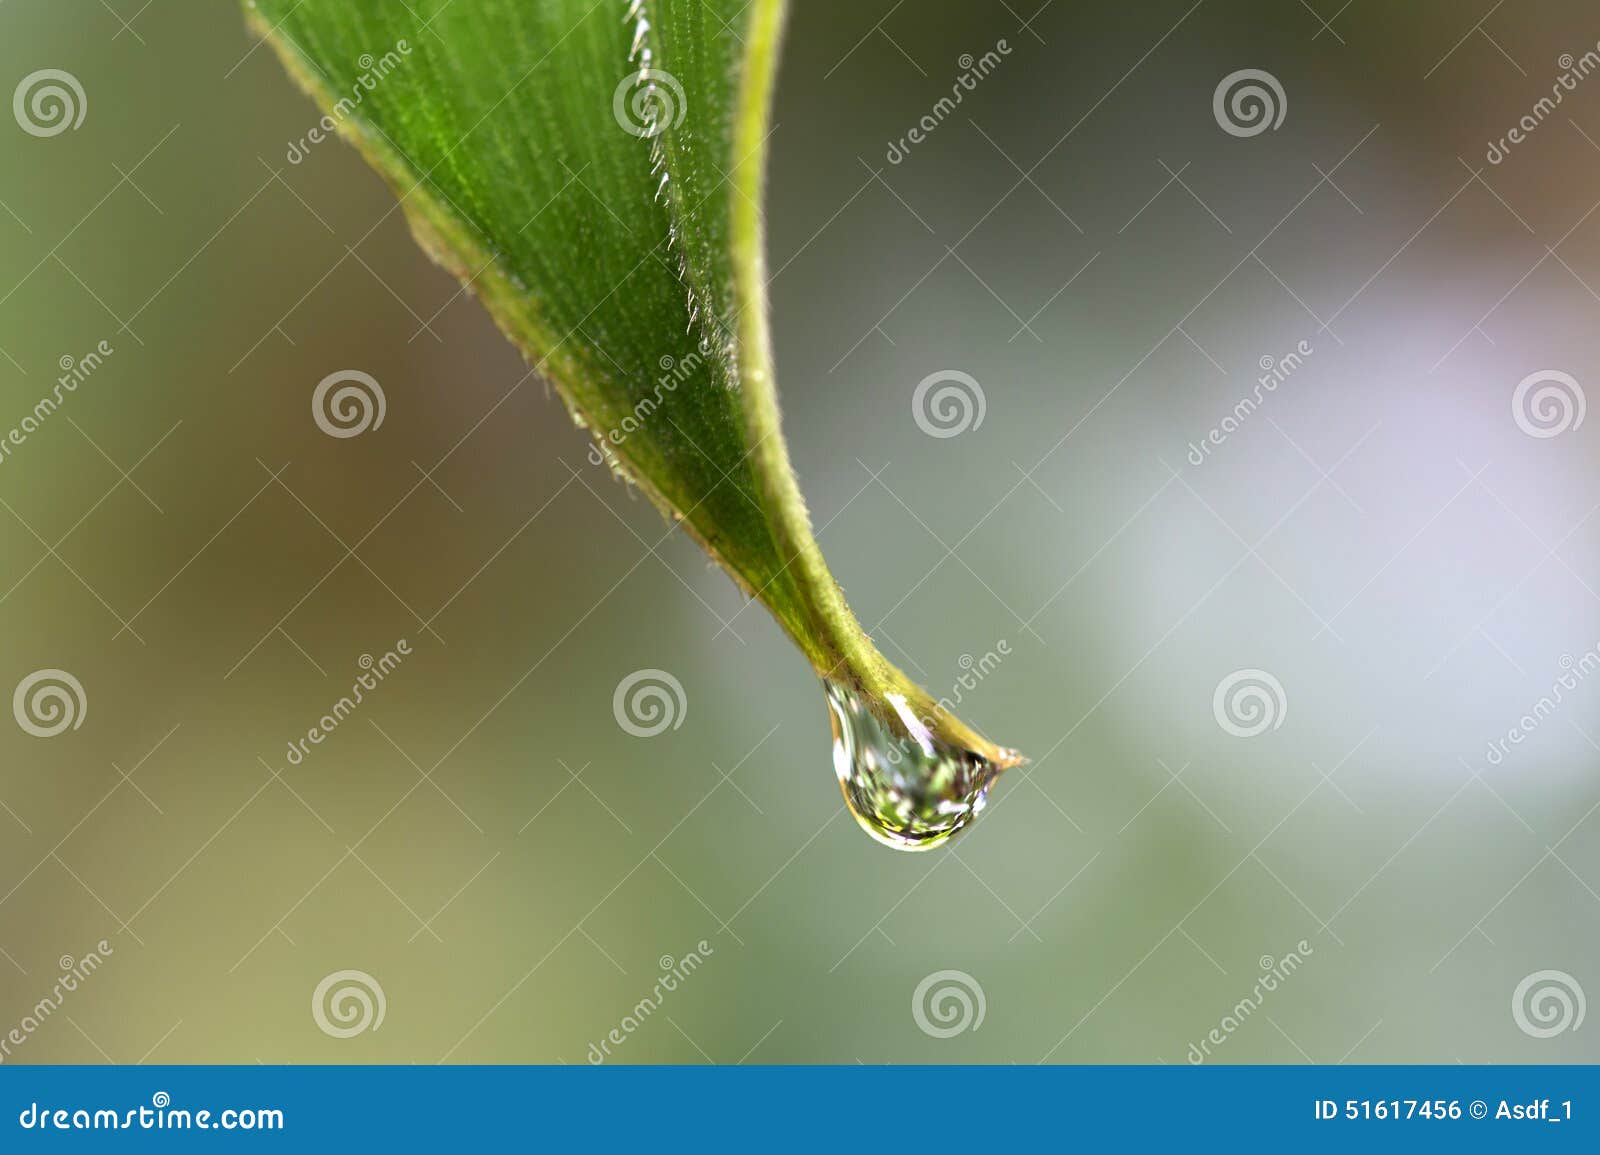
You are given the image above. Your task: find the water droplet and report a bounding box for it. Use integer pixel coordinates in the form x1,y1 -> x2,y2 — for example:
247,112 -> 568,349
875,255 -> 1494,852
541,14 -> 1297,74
824,678 -> 1021,851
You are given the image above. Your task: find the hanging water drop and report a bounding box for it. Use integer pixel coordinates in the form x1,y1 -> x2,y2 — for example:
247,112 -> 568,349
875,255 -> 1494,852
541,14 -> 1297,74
824,678 -> 1023,851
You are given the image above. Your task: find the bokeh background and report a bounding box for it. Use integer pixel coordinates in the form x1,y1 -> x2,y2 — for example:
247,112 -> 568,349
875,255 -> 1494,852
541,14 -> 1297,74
1,0 -> 1598,1064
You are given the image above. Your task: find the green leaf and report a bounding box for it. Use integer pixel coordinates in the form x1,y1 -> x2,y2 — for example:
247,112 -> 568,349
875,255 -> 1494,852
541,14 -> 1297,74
243,0 -> 1020,789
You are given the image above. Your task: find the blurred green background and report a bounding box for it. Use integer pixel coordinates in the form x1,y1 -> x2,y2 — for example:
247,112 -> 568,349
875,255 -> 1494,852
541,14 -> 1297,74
1,0 -> 1598,1063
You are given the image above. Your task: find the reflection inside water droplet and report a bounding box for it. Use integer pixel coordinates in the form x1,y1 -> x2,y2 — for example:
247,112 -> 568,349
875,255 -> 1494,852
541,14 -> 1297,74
824,678 -> 1021,851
